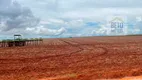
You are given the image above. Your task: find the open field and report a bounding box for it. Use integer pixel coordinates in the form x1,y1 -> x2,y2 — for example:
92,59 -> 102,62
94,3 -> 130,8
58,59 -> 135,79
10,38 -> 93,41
0,36 -> 142,80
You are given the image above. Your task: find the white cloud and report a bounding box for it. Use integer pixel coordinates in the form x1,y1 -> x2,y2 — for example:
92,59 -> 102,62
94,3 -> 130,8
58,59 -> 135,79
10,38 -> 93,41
26,25 -> 66,36
0,0 -> 39,31
48,19 -> 64,24
91,25 -> 109,36
136,16 -> 142,22
59,0 -> 142,9
0,0 -> 142,38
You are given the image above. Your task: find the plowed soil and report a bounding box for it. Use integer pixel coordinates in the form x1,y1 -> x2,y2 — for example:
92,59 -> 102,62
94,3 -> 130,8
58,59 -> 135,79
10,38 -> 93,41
0,36 -> 142,80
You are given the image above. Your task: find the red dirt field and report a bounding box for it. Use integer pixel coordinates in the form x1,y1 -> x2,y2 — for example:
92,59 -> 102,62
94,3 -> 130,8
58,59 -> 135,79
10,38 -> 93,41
0,36 -> 142,80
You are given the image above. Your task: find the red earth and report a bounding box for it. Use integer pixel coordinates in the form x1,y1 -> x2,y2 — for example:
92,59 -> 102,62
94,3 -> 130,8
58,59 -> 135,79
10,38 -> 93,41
0,36 -> 142,80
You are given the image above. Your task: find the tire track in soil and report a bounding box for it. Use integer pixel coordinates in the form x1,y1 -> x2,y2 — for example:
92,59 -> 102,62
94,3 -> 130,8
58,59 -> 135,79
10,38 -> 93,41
0,48 -> 82,64
58,39 -> 108,64
0,38 -> 142,77
0,39 -> 108,75
0,39 -> 83,75
0,40 -> 108,64
0,39 -> 82,64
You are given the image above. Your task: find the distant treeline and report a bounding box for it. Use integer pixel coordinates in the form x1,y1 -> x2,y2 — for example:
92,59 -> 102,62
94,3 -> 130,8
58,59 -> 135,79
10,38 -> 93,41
125,34 -> 142,36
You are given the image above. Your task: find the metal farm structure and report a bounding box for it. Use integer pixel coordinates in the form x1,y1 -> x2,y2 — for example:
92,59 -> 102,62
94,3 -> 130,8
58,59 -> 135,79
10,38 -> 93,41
0,35 -> 43,48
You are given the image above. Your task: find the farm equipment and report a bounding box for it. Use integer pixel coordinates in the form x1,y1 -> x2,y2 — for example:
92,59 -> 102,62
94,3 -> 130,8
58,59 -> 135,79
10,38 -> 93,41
5,34 -> 26,47
13,35 -> 26,47
0,35 -> 43,48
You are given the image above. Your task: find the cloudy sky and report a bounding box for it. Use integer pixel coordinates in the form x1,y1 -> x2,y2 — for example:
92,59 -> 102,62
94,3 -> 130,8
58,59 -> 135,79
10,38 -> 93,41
0,0 -> 142,39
